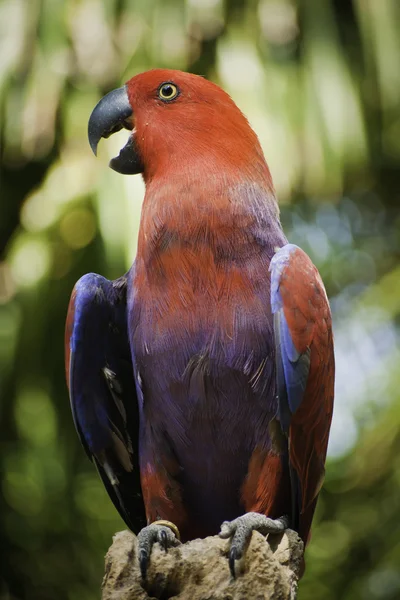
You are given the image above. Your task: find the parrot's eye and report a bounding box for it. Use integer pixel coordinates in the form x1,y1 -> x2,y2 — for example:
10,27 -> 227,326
158,83 -> 179,102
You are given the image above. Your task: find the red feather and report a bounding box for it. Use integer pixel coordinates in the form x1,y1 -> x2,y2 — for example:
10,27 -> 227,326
278,248 -> 334,542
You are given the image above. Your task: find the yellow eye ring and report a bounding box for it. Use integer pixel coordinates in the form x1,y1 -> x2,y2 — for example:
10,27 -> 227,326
158,82 -> 179,102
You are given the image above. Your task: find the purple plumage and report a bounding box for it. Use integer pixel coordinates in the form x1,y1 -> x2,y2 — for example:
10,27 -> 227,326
129,180 -> 288,539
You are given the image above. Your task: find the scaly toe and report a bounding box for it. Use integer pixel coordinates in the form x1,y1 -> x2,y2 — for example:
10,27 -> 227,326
219,512 -> 289,578
137,521 -> 181,579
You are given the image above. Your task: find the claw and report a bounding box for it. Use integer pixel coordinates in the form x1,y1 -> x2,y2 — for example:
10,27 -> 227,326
139,548 -> 149,580
229,546 -> 240,578
159,528 -> 169,552
137,521 -> 181,579
219,512 -> 289,577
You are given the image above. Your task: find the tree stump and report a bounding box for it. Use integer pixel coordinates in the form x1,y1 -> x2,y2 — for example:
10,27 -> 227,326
102,529 -> 304,600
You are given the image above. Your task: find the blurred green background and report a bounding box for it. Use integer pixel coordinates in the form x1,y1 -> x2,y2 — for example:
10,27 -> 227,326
1,0 -> 400,598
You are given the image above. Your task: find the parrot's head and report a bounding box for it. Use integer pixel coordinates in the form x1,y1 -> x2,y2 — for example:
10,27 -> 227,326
88,69 -> 271,185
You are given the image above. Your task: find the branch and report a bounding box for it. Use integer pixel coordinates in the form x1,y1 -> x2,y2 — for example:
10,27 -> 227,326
102,529 -> 304,600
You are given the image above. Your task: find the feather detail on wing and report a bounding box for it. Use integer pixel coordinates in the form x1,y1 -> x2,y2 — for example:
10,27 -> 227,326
270,244 -> 334,542
65,272 -> 145,531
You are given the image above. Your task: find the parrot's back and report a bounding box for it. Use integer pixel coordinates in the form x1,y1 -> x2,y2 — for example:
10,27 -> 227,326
129,181 -> 288,540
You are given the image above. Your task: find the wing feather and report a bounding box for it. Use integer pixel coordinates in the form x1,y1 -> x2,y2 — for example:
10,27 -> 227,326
270,244 -> 334,541
65,272 -> 146,531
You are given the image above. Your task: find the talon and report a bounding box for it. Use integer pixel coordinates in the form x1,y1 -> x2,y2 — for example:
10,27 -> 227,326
220,512 -> 288,577
229,546 -> 240,578
139,548 -> 149,580
159,528 -> 168,552
137,521 -> 181,579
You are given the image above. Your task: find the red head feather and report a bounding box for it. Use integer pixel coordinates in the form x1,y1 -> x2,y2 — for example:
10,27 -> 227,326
125,69 -> 273,189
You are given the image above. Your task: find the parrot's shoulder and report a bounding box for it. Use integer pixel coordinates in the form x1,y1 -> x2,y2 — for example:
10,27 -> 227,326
270,243 -> 329,315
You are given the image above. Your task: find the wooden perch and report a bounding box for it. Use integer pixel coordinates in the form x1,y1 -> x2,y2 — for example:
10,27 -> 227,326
102,529 -> 304,600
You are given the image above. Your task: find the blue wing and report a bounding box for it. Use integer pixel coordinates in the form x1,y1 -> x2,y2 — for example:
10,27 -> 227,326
65,271 -> 146,531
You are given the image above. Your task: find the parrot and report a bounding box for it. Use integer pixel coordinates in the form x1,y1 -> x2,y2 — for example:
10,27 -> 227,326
65,69 -> 334,578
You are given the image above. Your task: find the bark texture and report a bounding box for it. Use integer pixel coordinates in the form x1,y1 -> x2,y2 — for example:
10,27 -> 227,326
102,529 -> 304,600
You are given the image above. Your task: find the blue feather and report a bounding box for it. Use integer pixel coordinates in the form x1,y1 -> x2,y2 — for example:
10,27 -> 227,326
270,245 -> 311,432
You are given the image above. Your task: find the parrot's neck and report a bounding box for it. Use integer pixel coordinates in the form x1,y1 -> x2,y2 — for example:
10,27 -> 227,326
136,175 -> 285,272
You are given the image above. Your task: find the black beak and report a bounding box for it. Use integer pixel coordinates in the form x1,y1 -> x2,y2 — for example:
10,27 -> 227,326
88,85 -> 144,175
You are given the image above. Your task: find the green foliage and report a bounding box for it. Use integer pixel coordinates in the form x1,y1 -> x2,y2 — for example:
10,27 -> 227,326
1,1 -> 399,598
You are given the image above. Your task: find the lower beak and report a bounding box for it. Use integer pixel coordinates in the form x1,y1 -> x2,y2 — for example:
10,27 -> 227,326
87,85 -> 144,175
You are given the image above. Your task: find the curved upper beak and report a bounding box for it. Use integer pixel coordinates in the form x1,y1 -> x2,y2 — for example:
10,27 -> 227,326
88,85 -> 144,175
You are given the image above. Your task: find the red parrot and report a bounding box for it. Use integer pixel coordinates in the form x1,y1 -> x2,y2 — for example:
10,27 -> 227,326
65,69 -> 334,577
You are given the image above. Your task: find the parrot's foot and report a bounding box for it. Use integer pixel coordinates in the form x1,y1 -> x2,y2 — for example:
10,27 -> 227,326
137,520 -> 181,579
219,512 -> 289,577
